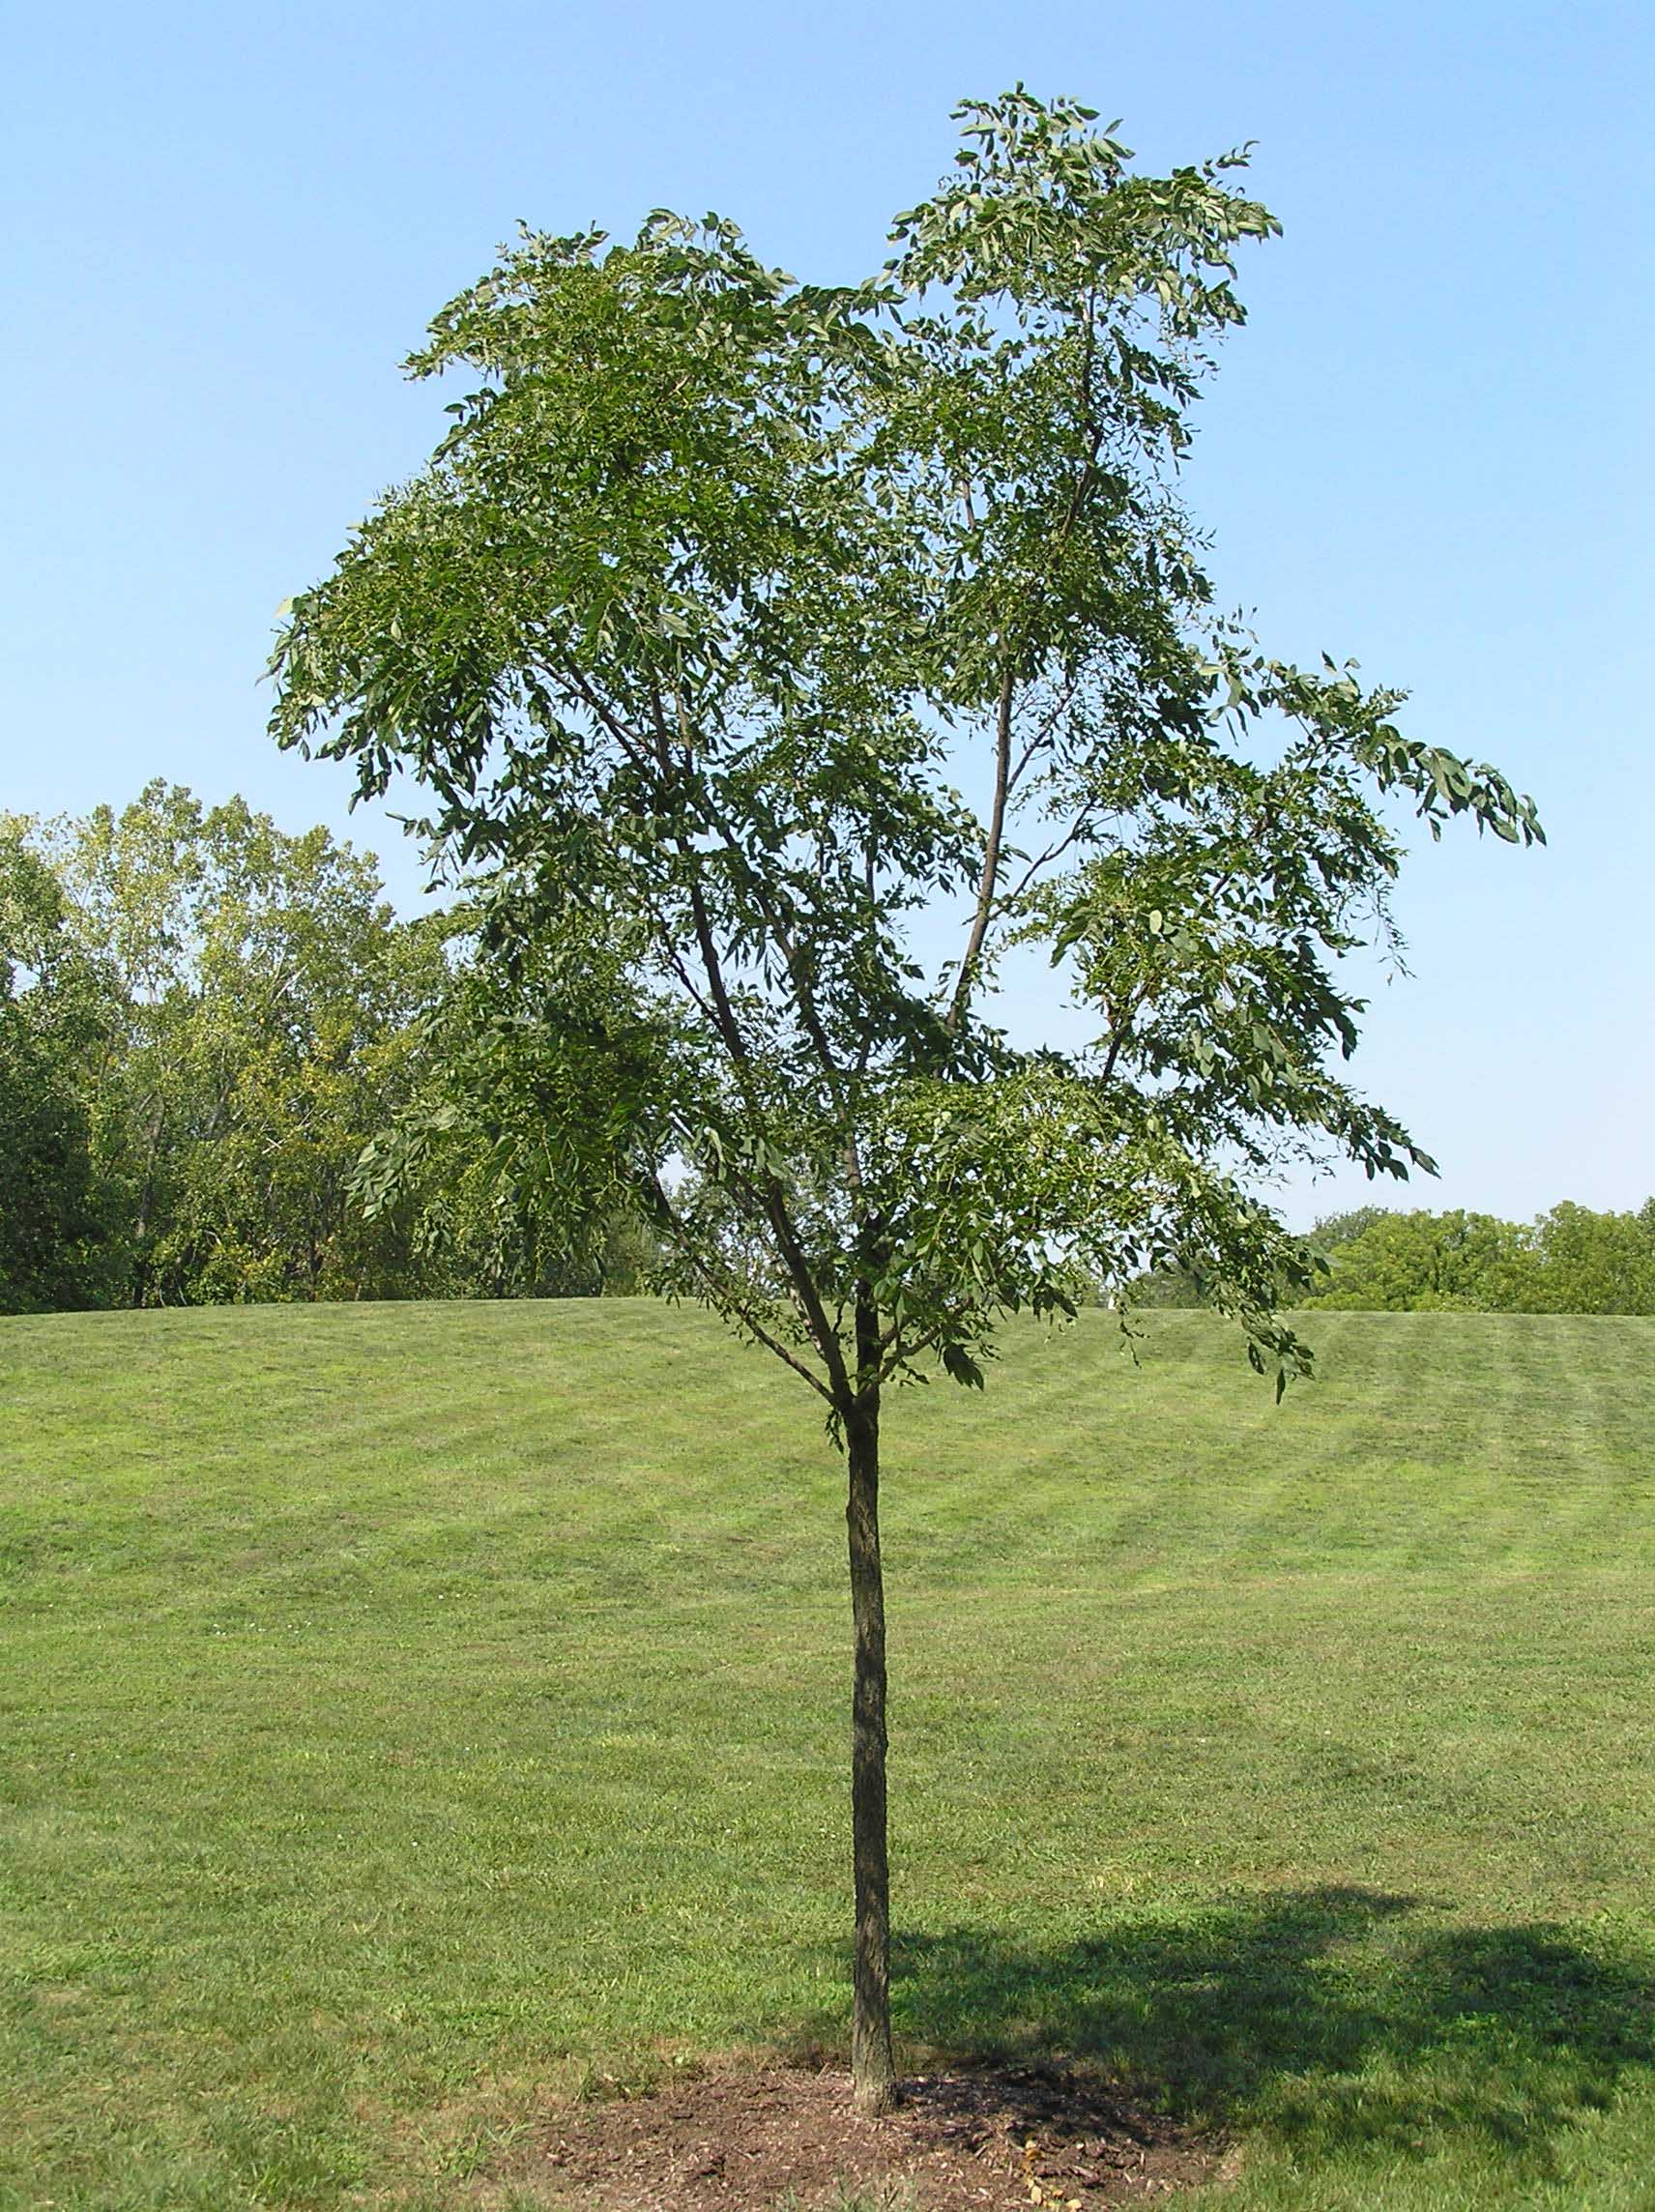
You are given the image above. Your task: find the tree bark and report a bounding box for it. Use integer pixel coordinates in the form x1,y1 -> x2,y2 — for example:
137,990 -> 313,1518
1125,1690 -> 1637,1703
845,1393 -> 895,2112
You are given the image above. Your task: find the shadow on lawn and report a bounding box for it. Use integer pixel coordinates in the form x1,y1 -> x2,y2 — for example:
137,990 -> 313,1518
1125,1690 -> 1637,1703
798,1887 -> 1655,2169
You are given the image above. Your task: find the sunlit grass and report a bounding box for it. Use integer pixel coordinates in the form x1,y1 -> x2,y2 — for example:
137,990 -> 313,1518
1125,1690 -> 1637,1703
2,1301 -> 1652,2206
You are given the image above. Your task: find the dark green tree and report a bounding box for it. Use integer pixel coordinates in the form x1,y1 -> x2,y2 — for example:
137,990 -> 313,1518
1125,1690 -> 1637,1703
271,90 -> 1540,2106
0,823 -> 116,1313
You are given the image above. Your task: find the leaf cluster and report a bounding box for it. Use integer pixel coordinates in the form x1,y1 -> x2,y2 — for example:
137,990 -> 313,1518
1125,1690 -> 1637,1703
270,91 -> 1540,1414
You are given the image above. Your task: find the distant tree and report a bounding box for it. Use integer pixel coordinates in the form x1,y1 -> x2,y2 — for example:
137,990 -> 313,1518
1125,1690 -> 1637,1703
50,783 -> 460,1302
1516,1201 -> 1655,1316
271,90 -> 1540,2107
1128,1205 -> 1397,1306
1306,1205 -> 1392,1256
1302,1203 -> 1655,1316
1304,1208 -> 1528,1311
5,786 -> 640,1310
0,823 -> 116,1312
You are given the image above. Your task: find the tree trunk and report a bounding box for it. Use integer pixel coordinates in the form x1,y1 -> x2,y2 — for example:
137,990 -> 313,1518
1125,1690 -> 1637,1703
845,1393 -> 895,2112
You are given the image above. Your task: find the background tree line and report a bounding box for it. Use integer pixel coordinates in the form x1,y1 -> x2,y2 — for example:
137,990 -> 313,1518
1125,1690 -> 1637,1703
1133,1200 -> 1655,1315
7,785 -> 1642,1324
0,783 -> 648,1314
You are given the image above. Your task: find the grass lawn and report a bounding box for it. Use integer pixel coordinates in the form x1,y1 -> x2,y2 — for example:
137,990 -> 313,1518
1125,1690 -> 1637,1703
2,1300 -> 1653,2209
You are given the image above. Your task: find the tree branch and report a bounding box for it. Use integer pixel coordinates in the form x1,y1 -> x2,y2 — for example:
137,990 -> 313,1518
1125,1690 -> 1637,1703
943,323 -> 1107,1033
946,662 -> 1015,1031
638,1170 -> 833,1403
684,876 -> 854,1403
1000,809 -> 1096,912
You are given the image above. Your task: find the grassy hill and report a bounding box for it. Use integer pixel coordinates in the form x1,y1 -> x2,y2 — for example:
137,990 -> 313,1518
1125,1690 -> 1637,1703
3,1301 -> 1653,2209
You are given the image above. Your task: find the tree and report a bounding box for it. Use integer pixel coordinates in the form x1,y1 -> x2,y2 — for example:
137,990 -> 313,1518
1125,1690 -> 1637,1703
1299,1204 -> 1655,1315
1517,1200 -> 1655,1316
1303,1208 -> 1529,1310
270,90 -> 1540,2109
4,786 -> 638,1311
1306,1204 -> 1392,1257
0,822 -> 117,1312
55,783 -> 458,1304
1128,1206 -> 1397,1306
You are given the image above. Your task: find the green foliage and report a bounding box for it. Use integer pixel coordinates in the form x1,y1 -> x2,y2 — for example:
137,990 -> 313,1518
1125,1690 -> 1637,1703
1516,1199 -> 1655,1316
0,822 -> 118,1311
1305,1208 -> 1529,1312
1303,1203 -> 1655,1315
1122,1258 -> 1209,1307
51,782 -> 456,1303
3,787 -> 636,1312
267,93 -> 1545,2108
270,88 -> 1539,1415
353,890 -> 670,1300
1306,1205 -> 1392,1255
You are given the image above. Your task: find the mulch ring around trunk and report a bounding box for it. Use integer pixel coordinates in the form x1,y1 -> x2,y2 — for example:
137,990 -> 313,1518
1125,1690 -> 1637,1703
510,2057 -> 1224,2209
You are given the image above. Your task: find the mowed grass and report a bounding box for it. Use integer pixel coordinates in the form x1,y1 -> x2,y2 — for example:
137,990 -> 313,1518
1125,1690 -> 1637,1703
2,1302 -> 1654,2211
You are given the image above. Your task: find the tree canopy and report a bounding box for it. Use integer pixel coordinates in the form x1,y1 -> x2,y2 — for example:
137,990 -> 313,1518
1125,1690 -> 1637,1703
1300,1201 -> 1655,1315
274,90 -> 1540,1393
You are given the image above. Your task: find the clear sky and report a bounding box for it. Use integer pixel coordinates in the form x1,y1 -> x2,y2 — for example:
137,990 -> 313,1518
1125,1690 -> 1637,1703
6,0 -> 1650,1228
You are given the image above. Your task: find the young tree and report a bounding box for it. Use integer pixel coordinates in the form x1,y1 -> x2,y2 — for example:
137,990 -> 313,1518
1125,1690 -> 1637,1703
270,91 -> 1540,2108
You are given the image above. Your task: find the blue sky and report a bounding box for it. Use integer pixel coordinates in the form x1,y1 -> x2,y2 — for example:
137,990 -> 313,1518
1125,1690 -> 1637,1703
6,0 -> 1650,1227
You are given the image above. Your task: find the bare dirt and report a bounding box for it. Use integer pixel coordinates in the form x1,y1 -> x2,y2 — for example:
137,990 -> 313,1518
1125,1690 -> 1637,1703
507,2057 -> 1223,2209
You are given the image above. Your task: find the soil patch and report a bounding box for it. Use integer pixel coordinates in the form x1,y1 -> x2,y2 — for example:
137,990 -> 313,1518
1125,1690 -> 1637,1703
512,2058 -> 1222,2209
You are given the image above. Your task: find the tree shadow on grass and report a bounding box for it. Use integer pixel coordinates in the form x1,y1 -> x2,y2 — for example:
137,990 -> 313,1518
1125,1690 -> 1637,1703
793,1887 -> 1655,2177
